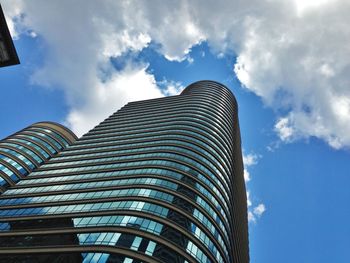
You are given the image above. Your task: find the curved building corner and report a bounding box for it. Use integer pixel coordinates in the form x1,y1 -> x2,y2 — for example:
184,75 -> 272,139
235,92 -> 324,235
0,122 -> 77,192
182,80 -> 249,262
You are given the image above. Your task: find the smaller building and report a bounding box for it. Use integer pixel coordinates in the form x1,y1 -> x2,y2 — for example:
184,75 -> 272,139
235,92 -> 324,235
0,4 -> 20,68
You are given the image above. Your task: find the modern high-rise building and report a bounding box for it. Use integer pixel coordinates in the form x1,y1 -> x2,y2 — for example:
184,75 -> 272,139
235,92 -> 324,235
0,81 -> 249,263
0,4 -> 20,68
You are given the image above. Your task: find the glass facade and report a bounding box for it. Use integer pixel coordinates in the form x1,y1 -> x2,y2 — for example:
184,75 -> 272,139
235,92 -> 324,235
0,81 -> 249,263
0,122 -> 77,193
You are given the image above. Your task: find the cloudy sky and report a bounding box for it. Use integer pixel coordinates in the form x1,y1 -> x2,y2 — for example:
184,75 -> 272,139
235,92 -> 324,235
1,0 -> 350,262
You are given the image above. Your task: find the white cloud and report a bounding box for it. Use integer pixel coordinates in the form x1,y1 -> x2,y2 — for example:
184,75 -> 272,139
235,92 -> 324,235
66,64 -> 163,136
294,0 -> 337,15
248,211 -> 255,222
187,56 -> 194,64
243,153 -> 260,182
1,0 -> 23,39
243,153 -> 259,167
244,153 -> 266,222
1,0 -> 202,136
253,203 -> 266,217
4,0 -> 350,148
249,203 -> 266,223
246,191 -> 252,208
244,169 -> 251,182
231,0 -> 350,149
274,117 -> 294,142
247,190 -> 266,222
1,1 -> 164,137
159,80 -> 185,97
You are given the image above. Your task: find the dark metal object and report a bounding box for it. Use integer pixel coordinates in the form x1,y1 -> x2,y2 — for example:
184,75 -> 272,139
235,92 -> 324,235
0,4 -> 20,68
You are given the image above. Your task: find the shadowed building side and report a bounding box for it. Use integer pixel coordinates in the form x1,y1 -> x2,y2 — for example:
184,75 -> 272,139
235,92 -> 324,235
181,81 -> 249,262
0,4 -> 20,67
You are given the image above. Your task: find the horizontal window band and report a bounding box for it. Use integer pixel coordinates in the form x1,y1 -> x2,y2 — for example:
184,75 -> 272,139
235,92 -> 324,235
104,103 -> 234,130
0,199 -> 224,263
92,115 -> 234,149
13,134 -> 56,155
69,126 -> 233,169
0,159 -> 23,181
19,131 -> 61,153
0,244 -> 165,263
2,177 -> 232,235
30,121 -> 78,144
13,162 -> 231,209
52,141 -> 230,178
11,168 -> 231,227
0,207 -> 231,259
0,151 -> 31,174
26,127 -> 69,148
80,119 -> 234,155
0,147 -> 36,169
7,138 -> 51,159
40,148 -> 232,192
58,135 -> 232,176
26,158 -> 233,214
95,113 -> 233,144
28,156 -> 232,205
0,210 -> 227,263
120,96 -> 235,116
0,142 -> 44,165
0,193 -> 230,250
0,170 -> 14,187
121,95 -> 235,118
24,129 -> 64,150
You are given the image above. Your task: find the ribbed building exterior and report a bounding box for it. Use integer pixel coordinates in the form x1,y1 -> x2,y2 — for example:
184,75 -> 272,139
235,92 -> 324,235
0,122 -> 77,193
0,81 -> 249,263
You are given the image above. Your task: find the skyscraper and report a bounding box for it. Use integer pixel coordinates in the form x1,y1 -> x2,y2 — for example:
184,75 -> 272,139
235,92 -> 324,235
0,81 -> 249,263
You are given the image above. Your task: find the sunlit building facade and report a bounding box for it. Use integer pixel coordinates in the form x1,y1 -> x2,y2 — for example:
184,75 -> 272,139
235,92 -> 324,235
0,81 -> 249,263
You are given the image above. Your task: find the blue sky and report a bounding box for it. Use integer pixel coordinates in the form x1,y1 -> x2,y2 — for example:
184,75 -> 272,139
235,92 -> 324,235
1,1 -> 350,262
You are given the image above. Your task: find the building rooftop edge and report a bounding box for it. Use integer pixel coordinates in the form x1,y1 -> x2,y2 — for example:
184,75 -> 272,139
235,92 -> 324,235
32,121 -> 78,142
181,80 -> 238,107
